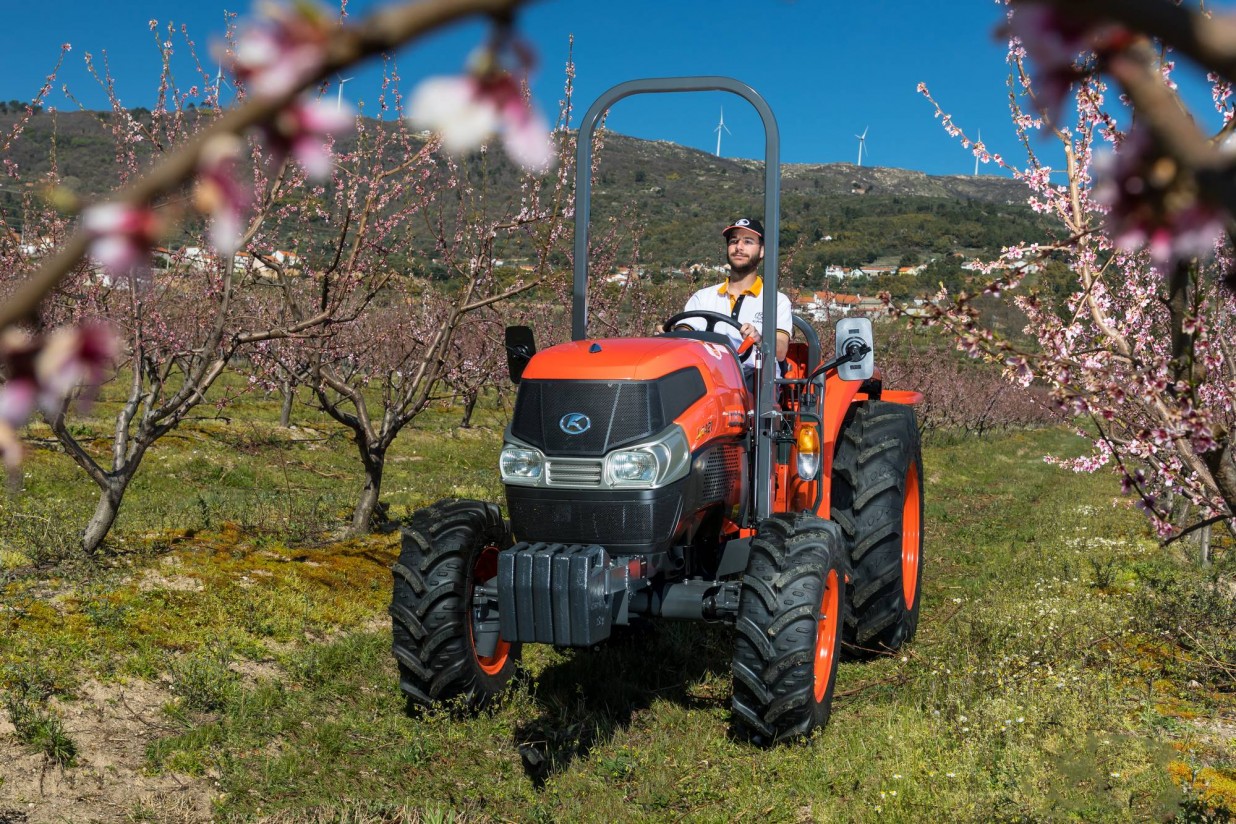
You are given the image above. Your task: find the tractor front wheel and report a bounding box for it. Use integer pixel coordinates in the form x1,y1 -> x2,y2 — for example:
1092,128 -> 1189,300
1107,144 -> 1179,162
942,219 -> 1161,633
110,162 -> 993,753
731,513 -> 849,745
832,401 -> 924,658
390,499 -> 519,711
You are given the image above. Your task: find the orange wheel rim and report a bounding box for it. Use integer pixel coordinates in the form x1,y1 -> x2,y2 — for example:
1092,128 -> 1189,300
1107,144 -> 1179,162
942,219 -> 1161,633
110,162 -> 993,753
470,544 -> 510,675
813,569 -> 840,703
902,464 -> 921,608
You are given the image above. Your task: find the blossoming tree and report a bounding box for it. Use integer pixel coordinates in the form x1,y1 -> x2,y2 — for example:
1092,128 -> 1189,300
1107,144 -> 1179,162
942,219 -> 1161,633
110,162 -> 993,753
0,0 -> 552,550
276,48 -> 574,535
915,0 -> 1236,541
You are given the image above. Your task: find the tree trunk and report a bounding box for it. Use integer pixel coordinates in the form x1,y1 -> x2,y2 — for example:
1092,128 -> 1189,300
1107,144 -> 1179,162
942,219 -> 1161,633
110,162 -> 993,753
280,380 -> 294,428
348,444 -> 388,536
460,391 -> 479,429
1170,494 -> 1190,527
82,477 -> 128,554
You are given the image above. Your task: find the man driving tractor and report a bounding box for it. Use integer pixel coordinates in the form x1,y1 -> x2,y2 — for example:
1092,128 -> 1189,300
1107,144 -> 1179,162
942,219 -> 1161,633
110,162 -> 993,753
672,217 -> 792,374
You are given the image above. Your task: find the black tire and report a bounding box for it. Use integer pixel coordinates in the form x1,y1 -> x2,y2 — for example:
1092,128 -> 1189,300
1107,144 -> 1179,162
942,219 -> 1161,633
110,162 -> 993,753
731,513 -> 849,745
390,499 -> 520,711
831,401 -> 924,658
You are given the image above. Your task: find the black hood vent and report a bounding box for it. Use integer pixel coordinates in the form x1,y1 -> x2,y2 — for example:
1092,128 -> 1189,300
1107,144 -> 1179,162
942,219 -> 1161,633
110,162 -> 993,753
511,367 -> 706,457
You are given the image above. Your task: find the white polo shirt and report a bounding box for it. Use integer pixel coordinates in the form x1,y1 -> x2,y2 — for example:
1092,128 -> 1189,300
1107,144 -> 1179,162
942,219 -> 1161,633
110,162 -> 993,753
681,276 -> 793,362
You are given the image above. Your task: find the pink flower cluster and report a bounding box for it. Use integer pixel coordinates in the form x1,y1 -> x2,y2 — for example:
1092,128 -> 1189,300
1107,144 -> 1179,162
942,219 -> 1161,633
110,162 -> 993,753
1006,2 -> 1129,125
227,0 -> 332,99
409,40 -> 553,174
259,97 -> 354,180
84,2 -> 357,278
0,324 -> 118,472
83,202 -> 161,280
195,135 -> 252,255
1092,125 -> 1226,268
1004,5 -> 1228,272
78,3 -> 559,284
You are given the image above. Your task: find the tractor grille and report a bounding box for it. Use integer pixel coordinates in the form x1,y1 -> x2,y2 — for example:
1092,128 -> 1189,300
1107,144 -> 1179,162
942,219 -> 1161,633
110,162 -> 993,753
545,458 -> 603,487
700,444 -> 744,504
512,368 -> 705,457
506,486 -> 684,547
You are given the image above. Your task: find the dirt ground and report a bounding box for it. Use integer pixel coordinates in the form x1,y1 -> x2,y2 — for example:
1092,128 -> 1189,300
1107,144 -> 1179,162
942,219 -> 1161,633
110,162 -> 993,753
0,679 -> 214,824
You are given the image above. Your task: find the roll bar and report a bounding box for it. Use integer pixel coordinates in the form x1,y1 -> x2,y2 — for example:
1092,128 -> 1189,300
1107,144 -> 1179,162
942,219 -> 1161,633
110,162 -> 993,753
571,76 -> 782,519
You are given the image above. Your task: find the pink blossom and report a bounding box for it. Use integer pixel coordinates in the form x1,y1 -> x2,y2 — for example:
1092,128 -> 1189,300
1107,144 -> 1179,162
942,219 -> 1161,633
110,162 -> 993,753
1004,355 -> 1033,386
34,323 -> 119,415
1093,126 -> 1226,267
1120,468 -> 1147,494
408,54 -> 553,173
0,324 -> 117,473
409,76 -> 499,154
502,99 -> 553,173
82,202 -> 161,278
0,329 -> 38,426
195,135 -> 252,254
228,1 -> 332,99
0,379 -> 35,428
260,97 -> 354,179
1209,71 -> 1233,124
1006,2 -> 1127,124
0,324 -> 118,426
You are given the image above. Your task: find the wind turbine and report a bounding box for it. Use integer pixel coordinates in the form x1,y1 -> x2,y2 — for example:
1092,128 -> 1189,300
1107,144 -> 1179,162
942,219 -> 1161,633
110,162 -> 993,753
215,11 -> 234,105
974,129 -> 982,176
714,105 -> 731,157
336,75 -> 354,111
214,63 -> 232,105
856,126 -> 869,167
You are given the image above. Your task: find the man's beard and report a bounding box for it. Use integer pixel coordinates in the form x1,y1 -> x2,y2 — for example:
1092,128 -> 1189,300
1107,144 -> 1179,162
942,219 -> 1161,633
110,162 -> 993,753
728,255 -> 760,278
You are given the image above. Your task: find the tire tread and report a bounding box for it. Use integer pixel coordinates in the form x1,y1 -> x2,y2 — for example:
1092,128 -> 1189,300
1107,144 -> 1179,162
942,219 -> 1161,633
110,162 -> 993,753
831,402 -> 924,658
389,498 -> 519,711
731,513 -> 848,745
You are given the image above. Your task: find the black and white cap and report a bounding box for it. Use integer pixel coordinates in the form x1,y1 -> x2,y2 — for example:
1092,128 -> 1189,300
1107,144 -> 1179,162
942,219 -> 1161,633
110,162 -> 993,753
723,217 -> 764,239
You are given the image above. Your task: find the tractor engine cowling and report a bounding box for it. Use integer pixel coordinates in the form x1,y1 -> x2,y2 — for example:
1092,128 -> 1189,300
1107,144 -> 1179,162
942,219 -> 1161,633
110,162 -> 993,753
499,336 -> 750,554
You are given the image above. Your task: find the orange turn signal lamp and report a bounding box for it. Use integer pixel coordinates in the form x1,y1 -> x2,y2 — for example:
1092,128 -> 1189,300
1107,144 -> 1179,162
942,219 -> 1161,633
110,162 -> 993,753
797,425 -> 820,481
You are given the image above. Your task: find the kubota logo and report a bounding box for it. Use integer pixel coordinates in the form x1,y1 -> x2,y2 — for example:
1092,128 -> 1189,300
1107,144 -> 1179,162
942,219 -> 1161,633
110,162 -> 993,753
559,413 -> 591,435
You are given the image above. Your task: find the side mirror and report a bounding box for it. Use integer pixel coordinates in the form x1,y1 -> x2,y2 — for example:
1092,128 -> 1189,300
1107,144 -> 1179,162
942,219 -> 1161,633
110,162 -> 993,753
505,325 -> 537,384
834,317 -> 874,382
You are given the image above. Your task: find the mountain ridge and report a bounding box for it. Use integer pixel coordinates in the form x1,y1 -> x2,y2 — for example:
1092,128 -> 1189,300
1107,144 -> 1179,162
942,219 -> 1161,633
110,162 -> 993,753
0,111 -> 1047,288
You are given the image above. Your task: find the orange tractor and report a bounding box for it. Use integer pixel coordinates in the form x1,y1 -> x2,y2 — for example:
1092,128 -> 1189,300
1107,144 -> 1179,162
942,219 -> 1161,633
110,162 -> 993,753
390,78 -> 924,744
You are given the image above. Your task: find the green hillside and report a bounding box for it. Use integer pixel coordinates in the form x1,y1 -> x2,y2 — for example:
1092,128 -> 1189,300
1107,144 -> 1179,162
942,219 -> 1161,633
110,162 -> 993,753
1,110 -> 1051,297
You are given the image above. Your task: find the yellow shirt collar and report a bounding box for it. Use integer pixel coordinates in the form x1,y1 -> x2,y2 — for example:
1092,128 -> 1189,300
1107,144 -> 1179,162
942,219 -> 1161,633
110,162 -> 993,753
717,276 -> 764,297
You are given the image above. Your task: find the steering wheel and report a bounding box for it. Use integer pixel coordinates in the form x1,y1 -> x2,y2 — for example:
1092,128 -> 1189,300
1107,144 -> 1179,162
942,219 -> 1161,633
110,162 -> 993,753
662,310 -> 757,361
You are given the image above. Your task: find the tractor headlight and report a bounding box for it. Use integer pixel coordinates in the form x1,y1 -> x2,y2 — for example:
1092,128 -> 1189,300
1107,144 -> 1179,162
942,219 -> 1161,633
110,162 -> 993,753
607,448 -> 661,484
500,446 -> 544,484
605,436 -> 684,488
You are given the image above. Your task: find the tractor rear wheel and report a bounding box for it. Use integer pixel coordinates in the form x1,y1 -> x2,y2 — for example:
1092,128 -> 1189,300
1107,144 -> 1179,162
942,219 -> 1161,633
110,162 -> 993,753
390,499 -> 519,711
731,513 -> 849,744
832,401 -> 924,658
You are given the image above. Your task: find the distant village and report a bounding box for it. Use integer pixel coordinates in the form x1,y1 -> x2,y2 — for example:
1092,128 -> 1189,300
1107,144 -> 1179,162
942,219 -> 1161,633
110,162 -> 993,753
21,233 -> 1024,322
590,259 -> 997,321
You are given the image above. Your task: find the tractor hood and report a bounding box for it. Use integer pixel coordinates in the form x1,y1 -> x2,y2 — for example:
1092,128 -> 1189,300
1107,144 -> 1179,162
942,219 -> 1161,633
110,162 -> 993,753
509,336 -> 749,461
521,336 -> 747,388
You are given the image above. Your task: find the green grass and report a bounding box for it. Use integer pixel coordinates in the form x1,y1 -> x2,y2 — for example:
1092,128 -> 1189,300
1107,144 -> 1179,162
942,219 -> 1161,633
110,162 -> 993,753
2,690 -> 77,767
4,372 -> 506,568
1,388 -> 1234,822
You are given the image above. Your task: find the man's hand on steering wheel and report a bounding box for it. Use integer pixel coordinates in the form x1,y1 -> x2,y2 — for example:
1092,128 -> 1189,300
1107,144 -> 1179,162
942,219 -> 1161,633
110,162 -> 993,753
661,310 -> 759,362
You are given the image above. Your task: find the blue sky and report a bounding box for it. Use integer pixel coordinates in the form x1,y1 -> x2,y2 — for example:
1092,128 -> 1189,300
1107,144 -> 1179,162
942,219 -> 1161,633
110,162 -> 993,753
4,1 -> 1031,176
